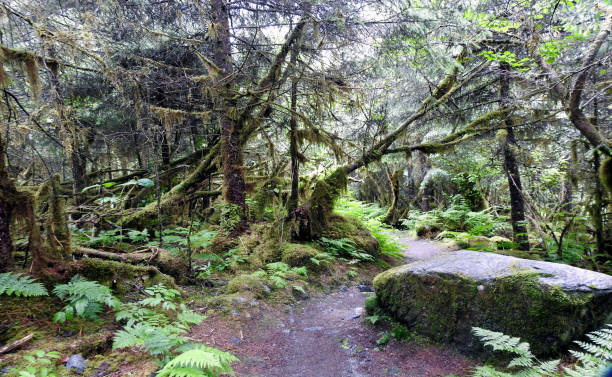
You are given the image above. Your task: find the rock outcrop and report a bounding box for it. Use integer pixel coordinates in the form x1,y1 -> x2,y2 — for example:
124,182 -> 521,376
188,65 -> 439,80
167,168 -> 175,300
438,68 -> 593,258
372,250 -> 612,355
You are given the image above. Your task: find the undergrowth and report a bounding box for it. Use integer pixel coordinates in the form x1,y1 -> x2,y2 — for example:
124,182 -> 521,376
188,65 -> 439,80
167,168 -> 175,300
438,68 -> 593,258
400,195 -> 510,238
472,325 -> 612,377
334,195 -> 403,259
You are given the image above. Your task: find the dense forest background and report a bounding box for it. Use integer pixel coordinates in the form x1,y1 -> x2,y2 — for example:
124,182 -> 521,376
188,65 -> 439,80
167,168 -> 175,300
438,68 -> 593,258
1,0 -> 610,272
1,0 -> 612,376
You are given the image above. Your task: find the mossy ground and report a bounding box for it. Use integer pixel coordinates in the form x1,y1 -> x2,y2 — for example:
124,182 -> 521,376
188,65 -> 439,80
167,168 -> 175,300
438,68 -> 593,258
1,215 -> 389,375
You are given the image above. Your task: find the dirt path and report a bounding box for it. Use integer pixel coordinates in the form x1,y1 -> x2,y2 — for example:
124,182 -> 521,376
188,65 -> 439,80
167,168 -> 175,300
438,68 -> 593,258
191,234 -> 474,377
392,233 -> 457,263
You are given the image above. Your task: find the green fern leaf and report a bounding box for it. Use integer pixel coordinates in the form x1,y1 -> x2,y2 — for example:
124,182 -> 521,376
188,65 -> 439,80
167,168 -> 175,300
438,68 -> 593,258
0,272 -> 48,297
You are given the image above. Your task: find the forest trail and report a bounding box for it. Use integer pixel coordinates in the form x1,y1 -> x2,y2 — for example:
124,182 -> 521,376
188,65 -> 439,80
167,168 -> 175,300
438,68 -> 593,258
191,234 -> 474,377
392,234 -> 457,263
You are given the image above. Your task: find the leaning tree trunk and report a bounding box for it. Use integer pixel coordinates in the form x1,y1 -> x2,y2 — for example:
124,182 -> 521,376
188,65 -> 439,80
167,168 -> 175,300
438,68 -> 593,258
500,62 -> 529,251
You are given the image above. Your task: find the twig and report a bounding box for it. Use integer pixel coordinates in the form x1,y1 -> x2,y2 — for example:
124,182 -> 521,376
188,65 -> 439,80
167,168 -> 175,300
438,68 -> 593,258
0,333 -> 33,354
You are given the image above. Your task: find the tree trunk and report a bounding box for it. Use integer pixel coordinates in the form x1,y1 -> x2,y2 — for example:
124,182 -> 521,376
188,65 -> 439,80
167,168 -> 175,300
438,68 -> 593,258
0,135 -> 14,272
500,62 -> 529,251
287,46 -> 300,213
383,167 -> 400,225
212,0 -> 248,232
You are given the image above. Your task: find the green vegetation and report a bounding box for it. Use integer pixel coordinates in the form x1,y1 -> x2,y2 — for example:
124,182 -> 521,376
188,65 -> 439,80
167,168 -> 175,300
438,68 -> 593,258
472,325 -> 612,377
53,275 -> 119,323
0,272 -> 48,297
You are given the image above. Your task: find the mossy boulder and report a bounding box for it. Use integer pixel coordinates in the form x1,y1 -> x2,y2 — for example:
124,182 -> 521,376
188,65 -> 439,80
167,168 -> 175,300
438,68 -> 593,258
321,215 -> 379,256
281,243 -> 319,268
226,274 -> 270,298
373,250 -> 612,356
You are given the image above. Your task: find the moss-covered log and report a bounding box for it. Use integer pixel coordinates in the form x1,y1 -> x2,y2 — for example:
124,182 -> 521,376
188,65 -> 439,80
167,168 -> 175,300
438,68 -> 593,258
68,258 -> 178,295
73,246 -> 188,282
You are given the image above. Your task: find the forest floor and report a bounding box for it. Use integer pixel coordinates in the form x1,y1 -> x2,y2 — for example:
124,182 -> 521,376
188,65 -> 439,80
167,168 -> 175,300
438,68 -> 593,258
189,235 -> 476,377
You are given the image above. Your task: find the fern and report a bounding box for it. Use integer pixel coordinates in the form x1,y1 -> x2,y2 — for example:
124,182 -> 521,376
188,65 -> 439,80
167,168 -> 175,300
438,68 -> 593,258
53,275 -> 119,323
113,322 -> 187,356
471,325 -> 612,377
0,272 -> 48,297
157,344 -> 239,377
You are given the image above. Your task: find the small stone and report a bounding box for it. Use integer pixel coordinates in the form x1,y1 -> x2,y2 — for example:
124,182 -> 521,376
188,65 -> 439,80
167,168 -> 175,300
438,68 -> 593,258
231,309 -> 239,316
0,367 -> 12,376
60,330 -> 73,337
66,354 -> 87,374
231,337 -> 241,345
98,362 -> 109,371
339,285 -> 348,292
358,285 -> 373,292
348,307 -> 363,320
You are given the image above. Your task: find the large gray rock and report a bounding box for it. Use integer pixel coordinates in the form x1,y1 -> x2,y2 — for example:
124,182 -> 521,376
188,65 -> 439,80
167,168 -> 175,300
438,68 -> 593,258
372,250 -> 612,356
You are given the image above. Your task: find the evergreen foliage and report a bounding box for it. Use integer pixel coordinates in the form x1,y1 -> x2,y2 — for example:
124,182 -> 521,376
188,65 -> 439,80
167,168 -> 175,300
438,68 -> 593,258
0,272 -> 48,297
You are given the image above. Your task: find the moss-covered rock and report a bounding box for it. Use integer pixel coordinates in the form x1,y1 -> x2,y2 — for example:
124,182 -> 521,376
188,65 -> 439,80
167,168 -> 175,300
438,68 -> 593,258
321,215 -> 379,256
226,274 -> 270,298
281,243 -> 319,268
373,250 -> 612,356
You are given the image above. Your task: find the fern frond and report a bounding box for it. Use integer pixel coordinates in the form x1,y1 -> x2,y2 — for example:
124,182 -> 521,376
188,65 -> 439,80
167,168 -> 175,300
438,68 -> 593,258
177,310 -> 206,325
0,272 -> 48,297
472,327 -> 534,361
157,345 -> 239,377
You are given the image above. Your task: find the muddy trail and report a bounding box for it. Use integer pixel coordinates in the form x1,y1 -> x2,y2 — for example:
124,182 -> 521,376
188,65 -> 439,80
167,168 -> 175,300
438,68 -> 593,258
191,235 -> 475,377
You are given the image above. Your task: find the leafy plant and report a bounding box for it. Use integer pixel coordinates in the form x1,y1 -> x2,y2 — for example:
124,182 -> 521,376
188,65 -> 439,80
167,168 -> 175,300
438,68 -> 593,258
113,284 -> 205,360
317,237 -> 374,262
53,275 -> 119,323
334,196 -> 403,259
11,350 -> 60,377
471,325 -> 612,377
156,344 -> 239,377
0,272 -> 48,297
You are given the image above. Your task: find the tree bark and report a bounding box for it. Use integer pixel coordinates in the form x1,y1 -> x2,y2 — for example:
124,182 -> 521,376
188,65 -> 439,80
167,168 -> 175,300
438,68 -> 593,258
500,62 -> 529,251
0,135 -> 14,272
211,0 -> 248,231
288,44 -> 300,213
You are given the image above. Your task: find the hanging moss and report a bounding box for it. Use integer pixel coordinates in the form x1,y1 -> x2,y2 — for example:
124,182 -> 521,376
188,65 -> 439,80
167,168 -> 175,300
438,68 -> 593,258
306,167 -> 348,237
252,177 -> 282,219
598,156 -> 612,195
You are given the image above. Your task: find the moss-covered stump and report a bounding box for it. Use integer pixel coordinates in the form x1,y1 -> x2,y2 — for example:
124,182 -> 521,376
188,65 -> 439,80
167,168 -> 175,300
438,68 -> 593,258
226,274 -> 271,298
69,259 -> 177,295
281,243 -> 319,268
372,250 -> 612,356
321,215 -> 379,256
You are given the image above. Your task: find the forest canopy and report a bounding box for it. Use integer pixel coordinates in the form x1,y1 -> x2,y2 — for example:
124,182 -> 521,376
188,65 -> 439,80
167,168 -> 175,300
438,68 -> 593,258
0,0 -> 610,271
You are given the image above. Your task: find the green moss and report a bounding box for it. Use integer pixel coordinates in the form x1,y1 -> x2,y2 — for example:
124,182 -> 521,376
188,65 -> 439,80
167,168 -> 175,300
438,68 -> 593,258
281,243 -> 319,268
226,273 -> 270,298
307,168 -> 348,237
373,267 -> 604,356
220,202 -> 243,234
252,178 -> 282,219
322,215 -> 379,256
599,156 -> 612,195
69,258 -> 177,296
364,295 -> 379,315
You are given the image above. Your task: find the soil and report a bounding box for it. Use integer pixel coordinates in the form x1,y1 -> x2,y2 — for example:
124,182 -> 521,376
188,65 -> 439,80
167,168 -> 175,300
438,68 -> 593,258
190,235 -> 476,377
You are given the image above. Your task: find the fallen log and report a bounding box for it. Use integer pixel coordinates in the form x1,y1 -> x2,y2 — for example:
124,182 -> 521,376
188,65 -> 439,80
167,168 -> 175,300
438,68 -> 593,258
73,246 -> 188,282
